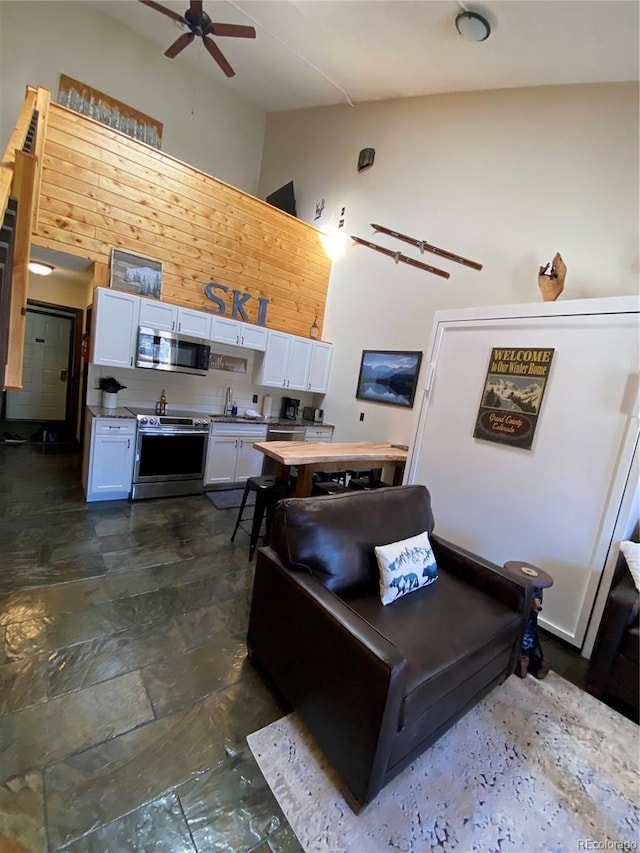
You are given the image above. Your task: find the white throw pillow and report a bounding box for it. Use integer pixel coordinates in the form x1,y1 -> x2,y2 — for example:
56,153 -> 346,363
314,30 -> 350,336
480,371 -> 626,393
375,530 -> 438,606
620,540 -> 640,592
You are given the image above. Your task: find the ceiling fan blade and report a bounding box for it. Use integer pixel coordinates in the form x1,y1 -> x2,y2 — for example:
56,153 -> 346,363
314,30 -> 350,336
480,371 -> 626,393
138,0 -> 184,25
203,36 -> 235,77
189,0 -> 203,16
165,32 -> 194,58
209,23 -> 256,39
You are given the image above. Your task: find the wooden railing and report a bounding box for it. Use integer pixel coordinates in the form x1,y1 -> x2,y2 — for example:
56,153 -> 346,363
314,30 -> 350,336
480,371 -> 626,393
1,85 -> 50,390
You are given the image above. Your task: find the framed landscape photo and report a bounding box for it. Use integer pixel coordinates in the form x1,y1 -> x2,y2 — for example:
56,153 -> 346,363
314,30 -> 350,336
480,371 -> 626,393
110,249 -> 163,300
356,350 -> 423,408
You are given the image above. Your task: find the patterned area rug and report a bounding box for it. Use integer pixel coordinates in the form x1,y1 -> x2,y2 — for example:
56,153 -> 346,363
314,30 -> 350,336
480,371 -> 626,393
206,489 -> 256,510
247,672 -> 639,853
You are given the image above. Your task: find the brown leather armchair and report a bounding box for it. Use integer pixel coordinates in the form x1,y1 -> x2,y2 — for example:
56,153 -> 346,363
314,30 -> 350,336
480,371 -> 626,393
586,547 -> 639,716
247,485 -> 534,808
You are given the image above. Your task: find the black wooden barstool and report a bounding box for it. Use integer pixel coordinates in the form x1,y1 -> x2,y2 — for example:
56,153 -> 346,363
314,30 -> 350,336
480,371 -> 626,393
311,480 -> 352,496
230,476 -> 289,559
347,468 -> 386,490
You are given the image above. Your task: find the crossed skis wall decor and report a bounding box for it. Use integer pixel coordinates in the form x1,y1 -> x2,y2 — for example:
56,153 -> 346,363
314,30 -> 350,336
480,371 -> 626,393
350,224 -> 483,279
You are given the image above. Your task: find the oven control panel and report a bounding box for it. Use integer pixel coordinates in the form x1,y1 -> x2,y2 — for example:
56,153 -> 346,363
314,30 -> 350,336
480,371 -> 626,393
136,414 -> 211,430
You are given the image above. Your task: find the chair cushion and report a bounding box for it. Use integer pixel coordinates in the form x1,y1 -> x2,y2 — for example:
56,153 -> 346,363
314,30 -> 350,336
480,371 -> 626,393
270,485 -> 435,595
348,568 -> 520,728
375,530 -> 438,605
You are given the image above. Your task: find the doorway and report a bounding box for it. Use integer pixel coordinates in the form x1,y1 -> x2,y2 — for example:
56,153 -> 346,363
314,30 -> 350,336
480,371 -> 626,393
3,301 -> 83,443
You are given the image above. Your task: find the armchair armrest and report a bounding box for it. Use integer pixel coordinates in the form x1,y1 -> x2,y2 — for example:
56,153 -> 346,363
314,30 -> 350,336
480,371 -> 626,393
247,546 -> 408,807
431,535 -> 535,675
586,572 -> 639,696
431,534 -> 532,614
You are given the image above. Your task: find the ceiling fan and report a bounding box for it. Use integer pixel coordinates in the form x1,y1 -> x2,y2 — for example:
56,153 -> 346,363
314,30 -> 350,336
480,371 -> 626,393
138,0 -> 256,77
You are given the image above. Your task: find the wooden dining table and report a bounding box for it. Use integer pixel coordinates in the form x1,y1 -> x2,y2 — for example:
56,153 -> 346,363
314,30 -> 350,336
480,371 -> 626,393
253,440 -> 409,498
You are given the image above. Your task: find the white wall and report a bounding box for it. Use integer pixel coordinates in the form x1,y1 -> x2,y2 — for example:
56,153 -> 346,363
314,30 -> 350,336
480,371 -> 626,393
0,1 -> 265,193
259,83 -> 639,443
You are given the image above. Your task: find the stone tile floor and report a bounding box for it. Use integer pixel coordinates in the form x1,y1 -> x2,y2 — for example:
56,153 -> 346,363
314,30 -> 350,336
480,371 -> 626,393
0,444 -> 299,853
0,443 -> 623,852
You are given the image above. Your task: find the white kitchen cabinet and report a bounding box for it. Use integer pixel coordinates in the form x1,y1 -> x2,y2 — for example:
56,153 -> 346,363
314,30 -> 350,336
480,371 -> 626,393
304,425 -> 334,443
139,299 -> 176,331
91,288 -> 140,369
205,423 -> 267,485
210,316 -> 267,351
176,307 -> 211,338
307,341 -> 333,393
139,299 -> 211,338
255,331 -> 313,391
85,416 -> 136,501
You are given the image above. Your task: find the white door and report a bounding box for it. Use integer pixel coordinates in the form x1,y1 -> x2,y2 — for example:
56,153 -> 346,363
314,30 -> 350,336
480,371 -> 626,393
92,289 -> 139,369
407,297 -> 639,648
287,337 -> 313,391
6,310 -> 71,420
307,342 -> 333,393
205,435 -> 239,485
235,437 -> 266,482
211,316 -> 241,346
257,331 -> 290,388
139,299 -> 176,331
177,308 -> 211,338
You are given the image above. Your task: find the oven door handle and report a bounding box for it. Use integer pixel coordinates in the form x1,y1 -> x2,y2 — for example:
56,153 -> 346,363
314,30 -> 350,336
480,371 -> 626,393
138,429 -> 209,437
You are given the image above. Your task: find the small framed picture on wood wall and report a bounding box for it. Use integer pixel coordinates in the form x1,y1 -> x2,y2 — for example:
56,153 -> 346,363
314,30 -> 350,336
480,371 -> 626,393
110,249 -> 163,300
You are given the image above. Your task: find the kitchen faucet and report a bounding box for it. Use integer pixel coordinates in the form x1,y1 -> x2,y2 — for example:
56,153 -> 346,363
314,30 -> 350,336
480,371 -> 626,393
224,386 -> 233,415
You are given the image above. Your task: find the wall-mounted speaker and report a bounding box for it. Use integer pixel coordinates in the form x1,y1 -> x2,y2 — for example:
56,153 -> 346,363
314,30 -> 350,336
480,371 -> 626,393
357,148 -> 375,172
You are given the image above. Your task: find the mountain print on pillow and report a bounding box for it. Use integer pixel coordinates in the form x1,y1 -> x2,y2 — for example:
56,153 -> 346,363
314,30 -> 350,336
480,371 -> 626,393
375,531 -> 438,605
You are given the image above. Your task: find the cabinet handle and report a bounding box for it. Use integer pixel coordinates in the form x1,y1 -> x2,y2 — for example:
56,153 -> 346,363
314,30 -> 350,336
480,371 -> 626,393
172,321 -> 175,331
241,336 -> 244,344
178,322 -> 181,332
130,356 -> 133,366
127,439 -> 130,449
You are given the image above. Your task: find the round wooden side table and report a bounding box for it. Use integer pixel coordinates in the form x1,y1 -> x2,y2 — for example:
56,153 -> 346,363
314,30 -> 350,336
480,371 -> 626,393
504,561 -> 554,679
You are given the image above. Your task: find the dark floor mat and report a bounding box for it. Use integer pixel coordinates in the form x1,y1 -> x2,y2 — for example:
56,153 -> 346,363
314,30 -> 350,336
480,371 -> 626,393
206,490 -> 256,510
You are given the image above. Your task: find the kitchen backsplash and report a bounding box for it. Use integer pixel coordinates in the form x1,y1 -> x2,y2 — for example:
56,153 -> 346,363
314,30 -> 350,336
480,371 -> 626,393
87,343 -> 318,416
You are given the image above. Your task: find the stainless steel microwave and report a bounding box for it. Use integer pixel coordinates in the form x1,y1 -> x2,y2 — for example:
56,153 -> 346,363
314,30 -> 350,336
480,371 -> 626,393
136,326 -> 211,376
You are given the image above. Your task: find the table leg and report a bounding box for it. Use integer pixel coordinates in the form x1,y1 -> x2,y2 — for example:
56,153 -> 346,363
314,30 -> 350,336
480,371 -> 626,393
275,462 -> 291,487
294,466 -> 315,497
392,463 -> 405,486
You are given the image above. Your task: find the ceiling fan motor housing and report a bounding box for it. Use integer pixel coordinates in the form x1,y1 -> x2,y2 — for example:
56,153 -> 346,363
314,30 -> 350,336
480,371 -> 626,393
184,7 -> 211,36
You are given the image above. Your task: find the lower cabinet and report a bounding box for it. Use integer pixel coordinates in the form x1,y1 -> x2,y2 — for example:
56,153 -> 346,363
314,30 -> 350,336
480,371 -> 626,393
304,425 -> 334,443
84,417 -> 136,501
205,424 -> 267,486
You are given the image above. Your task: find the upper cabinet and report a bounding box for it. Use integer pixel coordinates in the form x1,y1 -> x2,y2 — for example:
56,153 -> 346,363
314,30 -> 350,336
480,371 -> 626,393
91,288 -> 140,369
256,331 -> 324,393
139,299 -> 211,339
211,316 -> 267,351
90,288 -> 332,392
307,342 -> 333,394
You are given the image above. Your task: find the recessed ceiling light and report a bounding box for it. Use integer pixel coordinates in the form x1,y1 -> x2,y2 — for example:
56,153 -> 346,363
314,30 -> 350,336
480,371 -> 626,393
28,261 -> 55,276
455,10 -> 491,42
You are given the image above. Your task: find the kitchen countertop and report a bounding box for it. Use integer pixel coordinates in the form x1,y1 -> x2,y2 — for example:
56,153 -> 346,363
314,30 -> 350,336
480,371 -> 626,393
87,406 -> 333,429
209,416 -> 334,428
88,406 -> 136,419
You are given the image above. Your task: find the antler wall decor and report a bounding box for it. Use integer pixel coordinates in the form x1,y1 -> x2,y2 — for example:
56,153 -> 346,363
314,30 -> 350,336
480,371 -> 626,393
538,252 -> 566,302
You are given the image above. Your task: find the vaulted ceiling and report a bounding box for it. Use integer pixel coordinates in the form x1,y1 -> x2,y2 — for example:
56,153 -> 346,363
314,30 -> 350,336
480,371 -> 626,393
94,0 -> 639,113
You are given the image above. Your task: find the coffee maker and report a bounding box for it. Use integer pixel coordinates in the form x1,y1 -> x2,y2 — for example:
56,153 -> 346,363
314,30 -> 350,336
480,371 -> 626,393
281,397 -> 300,420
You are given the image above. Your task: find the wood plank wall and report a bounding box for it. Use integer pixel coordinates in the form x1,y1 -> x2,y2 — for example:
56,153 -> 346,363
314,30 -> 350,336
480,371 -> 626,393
34,103 -> 331,338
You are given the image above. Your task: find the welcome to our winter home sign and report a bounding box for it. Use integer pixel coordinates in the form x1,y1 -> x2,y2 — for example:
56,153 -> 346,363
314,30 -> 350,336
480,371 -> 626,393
473,347 -> 555,450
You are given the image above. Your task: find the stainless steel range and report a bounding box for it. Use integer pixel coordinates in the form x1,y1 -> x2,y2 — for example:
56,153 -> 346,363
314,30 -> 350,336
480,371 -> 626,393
129,408 -> 211,500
